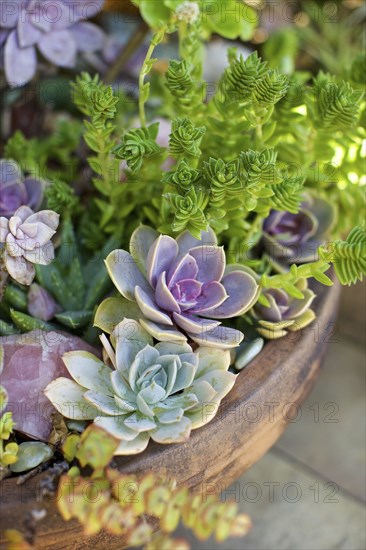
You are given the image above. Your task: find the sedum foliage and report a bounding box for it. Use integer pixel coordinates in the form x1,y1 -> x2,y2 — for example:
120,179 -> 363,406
56,425 -> 251,548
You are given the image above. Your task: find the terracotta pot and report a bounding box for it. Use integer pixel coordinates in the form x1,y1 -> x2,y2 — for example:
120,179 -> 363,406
0,277 -> 341,549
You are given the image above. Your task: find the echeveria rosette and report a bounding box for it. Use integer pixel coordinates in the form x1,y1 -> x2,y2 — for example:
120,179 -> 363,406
44,319 -> 237,455
0,206 -> 59,285
0,159 -> 43,218
1,0 -> 105,86
253,279 -> 316,339
263,195 -> 335,264
102,226 -> 260,349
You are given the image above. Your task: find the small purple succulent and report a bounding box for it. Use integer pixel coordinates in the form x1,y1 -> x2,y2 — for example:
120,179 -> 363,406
0,159 -> 43,218
253,280 -> 316,339
1,0 -> 105,86
263,195 -> 335,263
105,226 -> 259,348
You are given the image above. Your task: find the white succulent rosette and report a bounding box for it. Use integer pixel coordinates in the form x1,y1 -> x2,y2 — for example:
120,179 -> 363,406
44,318 -> 237,455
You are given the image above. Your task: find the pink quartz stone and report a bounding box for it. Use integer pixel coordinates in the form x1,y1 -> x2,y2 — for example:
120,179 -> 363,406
1,330 -> 101,441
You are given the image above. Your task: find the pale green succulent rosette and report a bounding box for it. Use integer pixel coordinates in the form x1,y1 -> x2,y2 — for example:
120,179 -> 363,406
44,319 -> 237,455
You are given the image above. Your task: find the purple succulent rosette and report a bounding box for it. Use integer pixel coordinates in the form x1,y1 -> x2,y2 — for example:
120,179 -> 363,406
104,226 -> 259,349
263,195 -> 335,264
1,0 -> 105,86
253,279 -> 316,339
0,159 -> 43,218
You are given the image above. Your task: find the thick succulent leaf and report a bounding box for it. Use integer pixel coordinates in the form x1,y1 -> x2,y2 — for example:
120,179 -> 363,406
188,325 -> 244,349
189,246 -> 226,283
171,362 -> 196,394
235,338 -> 264,370
154,341 -> 192,355
161,392 -> 199,411
94,415 -> 137,441
188,379 -> 217,404
55,310 -> 92,329
38,30 -> 77,67
114,432 -> 150,455
5,254 -> 35,285
70,21 -> 104,52
130,225 -> 159,277
10,442 -> 53,473
94,296 -> 141,334
128,345 -> 160,392
204,271 -> 259,318
114,318 -> 153,372
135,285 -> 173,325
195,347 -> 231,377
176,228 -> 217,258
173,312 -> 220,334
17,16 -> 42,47
4,31 -> 37,86
110,371 -> 136,408
190,281 -> 228,313
105,250 -> 151,300
196,370 -> 237,401
84,391 -> 126,416
285,289 -> 316,320
259,319 -> 295,330
167,253 -> 198,287
44,378 -> 97,420
156,407 -> 184,424
146,235 -> 178,288
124,412 -> 157,433
138,381 -> 166,406
287,309 -> 316,331
62,351 -> 113,394
139,318 -> 187,342
254,293 -> 282,323
155,271 -> 181,313
257,326 -> 289,339
150,416 -> 191,444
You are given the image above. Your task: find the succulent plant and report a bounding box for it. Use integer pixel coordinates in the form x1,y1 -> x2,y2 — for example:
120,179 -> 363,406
0,159 -> 43,218
253,279 -> 316,339
0,205 -> 59,286
100,226 -> 259,348
1,0 -> 105,86
263,195 -> 335,264
44,318 -> 237,454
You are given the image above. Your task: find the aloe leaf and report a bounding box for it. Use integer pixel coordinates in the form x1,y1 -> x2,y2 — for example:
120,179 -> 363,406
55,310 -> 93,329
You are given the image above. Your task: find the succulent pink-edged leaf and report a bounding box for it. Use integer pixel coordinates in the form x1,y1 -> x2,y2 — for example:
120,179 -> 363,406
105,249 -> 151,300
115,432 -> 150,455
203,271 -> 259,319
13,205 -> 34,221
113,318 -> 153,373
176,228 -> 217,258
254,293 -> 283,323
0,181 -> 27,218
285,289 -> 316,320
0,218 -> 9,242
172,312 -> 220,335
167,253 -> 198,287
0,159 -> 22,185
38,29 -> 77,67
21,221 -> 56,245
23,242 -> 55,265
62,351 -> 114,394
130,225 -> 159,277
155,271 -> 181,313
188,325 -> 244,349
150,416 -> 191,444
5,253 -> 35,285
146,235 -> 178,288
94,415 -> 137,441
189,245 -> 226,283
135,285 -> 173,326
25,210 -> 59,229
44,378 -> 97,420
17,13 -> 42,47
4,31 -> 37,86
70,21 -> 104,52
190,281 -> 228,313
139,318 -> 187,342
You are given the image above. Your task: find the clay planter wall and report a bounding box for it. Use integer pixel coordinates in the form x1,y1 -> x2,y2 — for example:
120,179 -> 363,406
0,278 -> 341,549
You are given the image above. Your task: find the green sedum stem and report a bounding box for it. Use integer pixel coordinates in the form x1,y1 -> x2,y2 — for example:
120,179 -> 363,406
139,29 -> 166,128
